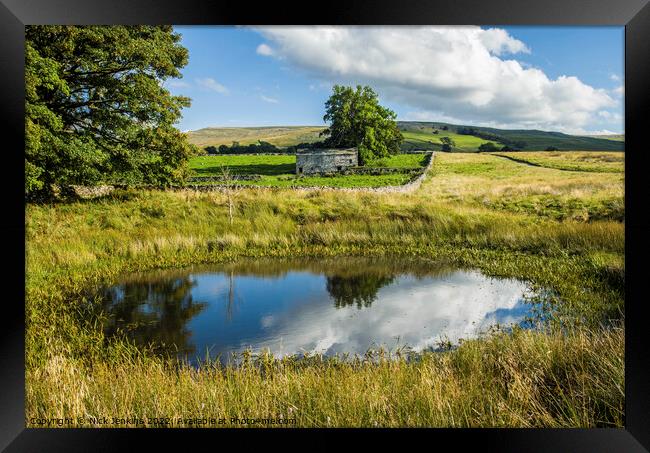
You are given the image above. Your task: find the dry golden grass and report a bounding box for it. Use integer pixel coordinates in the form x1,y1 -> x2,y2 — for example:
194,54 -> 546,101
491,151 -> 624,173
186,126 -> 325,147
26,326 -> 623,428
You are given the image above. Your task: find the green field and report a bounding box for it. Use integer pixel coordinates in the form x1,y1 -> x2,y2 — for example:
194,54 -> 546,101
27,151 -> 624,427
400,130 -> 502,152
190,154 -> 296,176
188,154 -> 428,188
366,153 -> 429,167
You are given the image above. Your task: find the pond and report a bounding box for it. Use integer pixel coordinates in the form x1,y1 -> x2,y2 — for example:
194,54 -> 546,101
99,258 -> 542,364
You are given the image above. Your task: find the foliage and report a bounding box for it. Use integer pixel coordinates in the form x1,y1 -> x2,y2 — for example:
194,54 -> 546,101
204,140 -> 327,155
320,85 -> 403,164
205,141 -> 283,155
478,142 -> 499,152
25,25 -> 195,199
326,273 -> 395,308
440,136 -> 455,152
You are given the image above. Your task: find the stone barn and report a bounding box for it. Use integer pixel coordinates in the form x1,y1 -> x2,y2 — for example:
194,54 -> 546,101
295,148 -> 358,175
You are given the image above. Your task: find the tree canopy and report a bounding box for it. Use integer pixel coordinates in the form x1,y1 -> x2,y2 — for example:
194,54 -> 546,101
25,25 -> 195,198
478,142 -> 498,152
320,85 -> 402,164
440,136 -> 455,152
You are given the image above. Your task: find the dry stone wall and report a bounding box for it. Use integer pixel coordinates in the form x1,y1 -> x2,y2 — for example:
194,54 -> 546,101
61,152 -> 435,198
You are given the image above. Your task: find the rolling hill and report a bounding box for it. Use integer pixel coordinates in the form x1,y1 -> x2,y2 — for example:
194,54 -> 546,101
186,122 -> 624,152
186,126 -> 325,148
396,122 -> 625,151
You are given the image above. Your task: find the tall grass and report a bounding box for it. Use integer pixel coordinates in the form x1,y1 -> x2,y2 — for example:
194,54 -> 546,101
26,326 -> 623,428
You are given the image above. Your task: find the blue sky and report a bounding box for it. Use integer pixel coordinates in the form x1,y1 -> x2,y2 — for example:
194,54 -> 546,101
166,26 -> 624,135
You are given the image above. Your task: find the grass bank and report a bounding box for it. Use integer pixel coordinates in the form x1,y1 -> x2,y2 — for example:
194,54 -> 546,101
26,152 -> 624,427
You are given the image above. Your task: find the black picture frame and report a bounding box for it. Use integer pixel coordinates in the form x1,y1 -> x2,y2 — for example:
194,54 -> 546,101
2,0 -> 649,450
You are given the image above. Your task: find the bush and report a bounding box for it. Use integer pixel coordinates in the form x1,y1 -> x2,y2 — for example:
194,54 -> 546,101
478,142 -> 499,152
204,141 -> 294,155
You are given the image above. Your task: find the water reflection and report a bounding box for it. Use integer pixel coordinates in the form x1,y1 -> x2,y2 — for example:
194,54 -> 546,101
326,274 -> 395,309
102,277 -> 206,357
100,258 -> 539,364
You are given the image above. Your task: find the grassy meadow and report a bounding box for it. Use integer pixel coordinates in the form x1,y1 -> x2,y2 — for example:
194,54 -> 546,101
26,151 -> 624,428
423,152 -> 624,221
490,151 -> 624,173
400,130 -> 501,151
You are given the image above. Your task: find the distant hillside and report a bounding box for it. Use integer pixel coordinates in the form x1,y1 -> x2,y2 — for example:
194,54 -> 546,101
186,122 -> 624,152
397,122 -> 624,151
187,126 -> 325,148
399,129 -> 503,152
398,121 -> 625,151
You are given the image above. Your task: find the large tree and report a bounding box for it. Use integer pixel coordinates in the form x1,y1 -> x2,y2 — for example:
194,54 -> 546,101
320,85 -> 403,164
25,25 -> 195,198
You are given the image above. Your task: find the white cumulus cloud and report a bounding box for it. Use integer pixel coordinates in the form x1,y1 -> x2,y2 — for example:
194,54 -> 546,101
222,271 -> 531,358
260,94 -> 279,103
479,28 -> 531,55
253,26 -> 618,133
196,77 -> 229,94
256,43 -> 275,56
